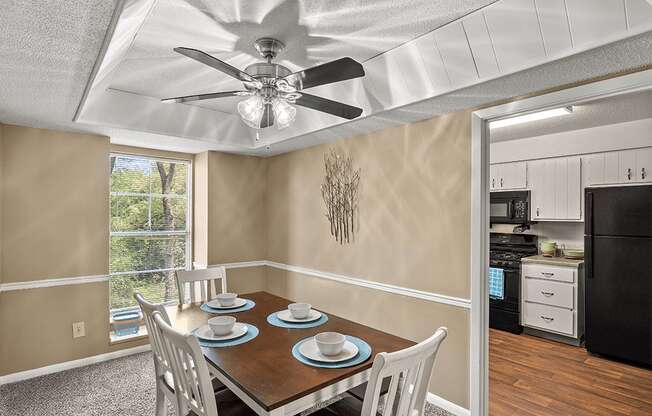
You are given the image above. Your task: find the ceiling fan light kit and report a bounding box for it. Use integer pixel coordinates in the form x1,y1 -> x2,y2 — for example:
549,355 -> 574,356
162,37 -> 366,131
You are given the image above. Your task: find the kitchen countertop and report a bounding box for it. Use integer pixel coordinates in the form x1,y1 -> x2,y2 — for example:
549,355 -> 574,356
522,254 -> 584,267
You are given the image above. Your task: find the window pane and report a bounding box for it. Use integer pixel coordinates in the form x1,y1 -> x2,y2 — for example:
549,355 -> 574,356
151,197 -> 187,231
110,270 -> 179,310
110,195 -> 149,232
111,156 -> 151,193
150,161 -> 187,195
110,235 -> 187,274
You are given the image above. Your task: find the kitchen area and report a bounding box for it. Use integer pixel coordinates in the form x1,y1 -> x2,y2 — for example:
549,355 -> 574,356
487,88 -> 652,371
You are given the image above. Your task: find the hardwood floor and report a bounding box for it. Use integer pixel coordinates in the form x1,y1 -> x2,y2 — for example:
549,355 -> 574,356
489,329 -> 652,416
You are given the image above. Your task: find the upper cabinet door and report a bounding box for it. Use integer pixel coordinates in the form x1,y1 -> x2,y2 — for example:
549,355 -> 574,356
490,164 -> 499,190
584,153 -> 605,186
619,149 -> 637,183
490,161 -> 527,191
502,161 -> 527,190
530,156 -> 581,221
635,147 -> 652,183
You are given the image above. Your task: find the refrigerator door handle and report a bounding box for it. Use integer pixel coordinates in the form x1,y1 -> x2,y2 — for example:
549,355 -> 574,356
586,191 -> 594,235
585,236 -> 593,279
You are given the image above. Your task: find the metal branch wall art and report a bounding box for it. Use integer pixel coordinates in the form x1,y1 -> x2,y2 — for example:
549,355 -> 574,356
320,149 -> 361,244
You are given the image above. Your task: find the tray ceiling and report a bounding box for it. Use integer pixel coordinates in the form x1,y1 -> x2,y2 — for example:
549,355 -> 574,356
75,0 -> 652,154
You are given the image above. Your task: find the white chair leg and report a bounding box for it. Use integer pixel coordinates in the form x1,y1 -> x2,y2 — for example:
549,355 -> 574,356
155,383 -> 167,416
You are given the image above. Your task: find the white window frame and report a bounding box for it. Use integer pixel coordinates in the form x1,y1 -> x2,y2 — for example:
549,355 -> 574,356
108,152 -> 193,311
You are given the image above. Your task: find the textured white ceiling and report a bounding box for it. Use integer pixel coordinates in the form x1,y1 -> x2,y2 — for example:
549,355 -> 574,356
2,0 -> 652,156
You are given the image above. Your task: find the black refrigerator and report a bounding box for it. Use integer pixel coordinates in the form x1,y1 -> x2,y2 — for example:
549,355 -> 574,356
585,185 -> 652,366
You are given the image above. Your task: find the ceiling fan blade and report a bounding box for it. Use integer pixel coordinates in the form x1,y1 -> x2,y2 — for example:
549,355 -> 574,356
294,93 -> 363,119
283,57 -> 365,90
174,47 -> 256,84
161,90 -> 251,103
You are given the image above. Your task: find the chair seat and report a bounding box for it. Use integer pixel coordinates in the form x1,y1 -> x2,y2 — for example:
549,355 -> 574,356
188,388 -> 257,416
162,371 -> 226,393
321,396 -> 383,416
347,377 -> 392,402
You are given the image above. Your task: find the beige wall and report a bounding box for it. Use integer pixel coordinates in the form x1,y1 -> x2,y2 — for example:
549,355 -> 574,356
2,126 -> 109,282
192,151 -> 268,287
265,112 -> 472,407
206,151 -> 267,264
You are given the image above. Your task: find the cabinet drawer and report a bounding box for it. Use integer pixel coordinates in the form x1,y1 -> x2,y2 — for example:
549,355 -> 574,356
523,278 -> 574,309
522,302 -> 575,336
522,264 -> 575,283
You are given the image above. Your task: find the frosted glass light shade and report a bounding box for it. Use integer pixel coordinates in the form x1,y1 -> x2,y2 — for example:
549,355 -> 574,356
272,98 -> 296,130
237,95 -> 265,129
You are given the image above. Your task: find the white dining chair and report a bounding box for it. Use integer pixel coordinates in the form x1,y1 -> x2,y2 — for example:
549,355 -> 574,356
176,266 -> 227,305
326,327 -> 448,416
135,293 -> 225,416
152,311 -> 258,416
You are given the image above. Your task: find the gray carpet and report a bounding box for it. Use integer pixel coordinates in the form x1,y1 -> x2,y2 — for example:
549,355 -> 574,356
0,352 -> 452,416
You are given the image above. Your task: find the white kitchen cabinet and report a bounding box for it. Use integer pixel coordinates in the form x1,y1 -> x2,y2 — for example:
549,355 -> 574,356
530,156 -> 581,221
586,148 -> 652,185
489,161 -> 527,190
521,257 -> 584,345
619,149 -> 637,183
636,147 -> 652,183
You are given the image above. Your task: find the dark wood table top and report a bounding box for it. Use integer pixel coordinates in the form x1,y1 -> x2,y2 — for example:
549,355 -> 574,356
167,291 -> 414,411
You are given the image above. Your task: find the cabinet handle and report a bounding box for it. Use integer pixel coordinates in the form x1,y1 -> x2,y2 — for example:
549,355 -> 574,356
627,168 -> 632,180
541,291 -> 554,297
492,178 -> 495,188
536,208 -> 540,217
540,315 -> 554,323
642,168 -> 647,180
541,272 -> 554,277
500,178 -> 504,188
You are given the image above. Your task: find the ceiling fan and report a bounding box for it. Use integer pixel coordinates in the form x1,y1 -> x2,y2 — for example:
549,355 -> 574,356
162,37 -> 366,130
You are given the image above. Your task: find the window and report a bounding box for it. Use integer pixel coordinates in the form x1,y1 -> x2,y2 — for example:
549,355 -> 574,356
109,154 -> 191,311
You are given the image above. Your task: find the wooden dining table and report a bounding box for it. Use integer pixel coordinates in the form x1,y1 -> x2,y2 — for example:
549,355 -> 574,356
166,291 -> 414,416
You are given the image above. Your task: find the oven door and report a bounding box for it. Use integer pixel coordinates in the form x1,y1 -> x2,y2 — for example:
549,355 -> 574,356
489,267 -> 520,312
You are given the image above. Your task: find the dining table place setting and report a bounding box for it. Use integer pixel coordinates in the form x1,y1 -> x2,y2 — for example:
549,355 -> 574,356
267,302 -> 329,328
200,292 -> 256,314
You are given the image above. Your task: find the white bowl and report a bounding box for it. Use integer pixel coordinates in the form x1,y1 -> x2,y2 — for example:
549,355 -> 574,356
208,316 -> 236,335
215,293 -> 237,307
288,303 -> 312,319
315,332 -> 346,356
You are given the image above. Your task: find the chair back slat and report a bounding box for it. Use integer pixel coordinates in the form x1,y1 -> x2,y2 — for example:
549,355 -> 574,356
360,327 -> 447,416
176,266 -> 227,305
134,293 -> 172,374
153,312 -> 219,416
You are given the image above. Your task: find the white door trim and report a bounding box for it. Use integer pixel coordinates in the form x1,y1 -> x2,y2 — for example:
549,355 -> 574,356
470,68 -> 652,416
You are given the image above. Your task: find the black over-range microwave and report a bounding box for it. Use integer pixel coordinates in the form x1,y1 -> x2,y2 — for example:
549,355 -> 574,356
490,190 -> 531,225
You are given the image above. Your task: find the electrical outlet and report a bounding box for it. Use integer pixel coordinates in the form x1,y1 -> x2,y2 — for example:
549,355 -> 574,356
72,321 -> 85,338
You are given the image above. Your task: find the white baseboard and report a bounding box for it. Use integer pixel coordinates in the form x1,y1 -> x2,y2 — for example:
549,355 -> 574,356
427,392 -> 470,416
0,344 -> 151,385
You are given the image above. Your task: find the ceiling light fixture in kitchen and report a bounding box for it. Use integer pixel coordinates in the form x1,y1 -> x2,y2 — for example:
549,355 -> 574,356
490,106 -> 574,129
